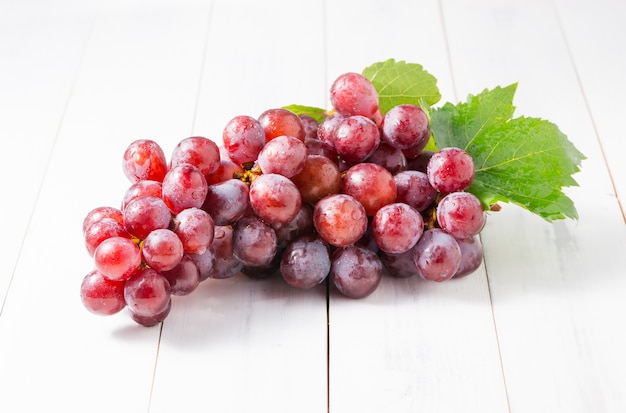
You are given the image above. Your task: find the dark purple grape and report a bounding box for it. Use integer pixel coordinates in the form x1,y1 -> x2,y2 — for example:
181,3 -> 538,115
202,179 -> 249,226
413,228 -> 461,282
427,147 -> 475,194
280,236 -> 331,289
455,236 -> 483,278
232,216 -> 278,267
331,244 -> 383,298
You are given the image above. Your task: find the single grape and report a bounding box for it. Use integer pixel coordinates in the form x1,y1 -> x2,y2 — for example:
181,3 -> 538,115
406,149 -> 434,172
124,267 -> 171,318
162,254 -> 200,296
455,236 -> 483,278
189,247 -> 217,282
173,207 -> 214,255
331,244 -> 383,299
80,269 -> 126,316
341,163 -> 397,216
317,113 -> 345,147
202,179 -> 249,226
413,228 -> 461,282
84,217 -> 131,257
94,236 -> 142,281
121,180 -> 163,211
372,203 -> 424,254
130,299 -> 171,327
206,158 -> 244,185
304,137 -> 337,160
290,155 -> 342,205
275,204 -> 314,247
232,216 -> 278,267
241,248 -> 283,280
122,139 -> 168,183
333,115 -> 380,163
427,147 -> 475,193
393,170 -> 437,212
222,115 -> 266,166
123,195 -> 172,240
249,173 -> 302,226
170,136 -> 221,179
280,235 -> 331,289
436,191 -> 486,239
142,228 -> 184,272
313,194 -> 368,247
381,104 -> 430,150
256,135 -> 307,178
162,163 -> 208,214
82,206 -> 124,235
365,142 -> 407,174
206,225 -> 243,279
258,108 -> 305,142
330,72 -> 379,119
379,247 -> 420,278
299,115 -> 319,140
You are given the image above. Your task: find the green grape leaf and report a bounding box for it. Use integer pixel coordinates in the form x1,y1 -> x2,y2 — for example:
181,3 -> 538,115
430,84 -> 586,221
362,58 -> 441,115
282,104 -> 329,123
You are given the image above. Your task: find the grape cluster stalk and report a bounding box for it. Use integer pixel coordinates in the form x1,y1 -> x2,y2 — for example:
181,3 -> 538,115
80,72 -> 487,326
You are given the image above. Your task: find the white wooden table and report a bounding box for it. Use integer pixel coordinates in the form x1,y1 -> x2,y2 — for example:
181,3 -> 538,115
1,0 -> 625,411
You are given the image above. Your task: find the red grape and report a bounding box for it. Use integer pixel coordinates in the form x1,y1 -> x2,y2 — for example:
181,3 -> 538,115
94,236 -> 142,281
122,139 -> 168,183
170,136 -> 221,179
249,173 -> 301,226
330,72 -> 379,118
381,104 -> 430,150
313,194 -> 367,247
222,115 -> 266,166
84,217 -> 131,257
437,191 -> 486,239
173,207 -> 214,255
256,135 -> 307,178
258,108 -> 305,142
82,206 -> 124,235
124,267 -> 171,318
333,115 -> 381,163
162,163 -> 208,214
80,269 -> 126,316
341,163 -> 397,216
372,203 -> 424,254
427,147 -> 475,193
291,155 -> 342,205
121,180 -> 162,211
123,195 -> 172,240
141,228 -> 184,272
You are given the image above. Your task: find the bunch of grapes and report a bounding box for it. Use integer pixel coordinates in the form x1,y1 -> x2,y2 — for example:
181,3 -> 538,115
80,71 -> 487,326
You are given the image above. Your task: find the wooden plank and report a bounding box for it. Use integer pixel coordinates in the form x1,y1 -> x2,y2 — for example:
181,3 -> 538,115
0,0 -> 98,307
555,0 -> 626,219
442,0 -> 626,411
326,1 -> 510,412
0,0 -> 211,411
148,1 -> 329,412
